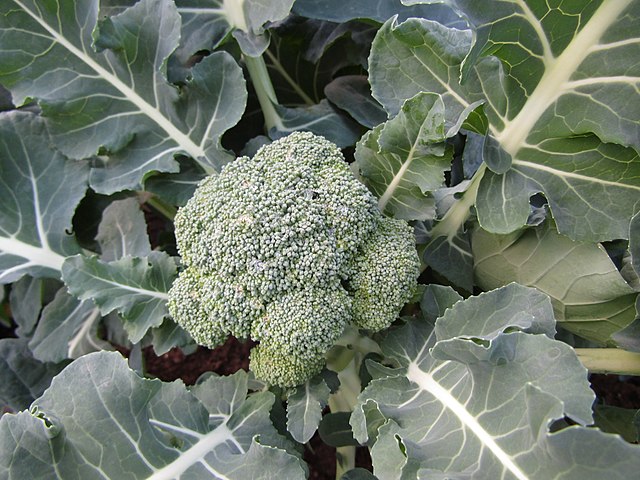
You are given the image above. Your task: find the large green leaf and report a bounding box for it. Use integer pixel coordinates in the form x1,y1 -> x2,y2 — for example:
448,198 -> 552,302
0,112 -> 88,283
293,0 -> 466,27
351,284 -> 640,479
0,0 -> 247,193
369,1 -> 640,242
28,290 -> 106,363
61,252 -> 178,343
0,352 -> 306,479
473,222 -> 638,345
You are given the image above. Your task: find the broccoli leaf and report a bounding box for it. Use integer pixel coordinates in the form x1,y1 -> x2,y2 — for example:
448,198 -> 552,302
286,375 -> 332,443
0,352 -> 306,479
369,1 -> 640,242
0,0 -> 247,193
28,289 -> 107,363
355,93 -> 452,220
0,113 -> 88,283
351,284 -> 640,478
293,0 -> 466,27
0,338 -> 68,414
96,198 -> 152,262
61,252 -> 178,343
324,76 -> 387,129
473,222 -> 638,345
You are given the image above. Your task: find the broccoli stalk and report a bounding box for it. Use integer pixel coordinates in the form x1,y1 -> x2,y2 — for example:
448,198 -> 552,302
243,54 -> 284,133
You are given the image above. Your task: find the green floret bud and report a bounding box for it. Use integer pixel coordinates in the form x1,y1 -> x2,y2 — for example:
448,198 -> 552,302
249,283 -> 351,387
173,132 -> 379,298
251,283 -> 351,354
250,343 -> 326,388
167,268 -> 227,348
347,217 -> 420,332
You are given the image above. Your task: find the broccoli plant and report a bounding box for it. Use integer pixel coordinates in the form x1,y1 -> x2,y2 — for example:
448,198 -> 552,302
1,1 -> 640,479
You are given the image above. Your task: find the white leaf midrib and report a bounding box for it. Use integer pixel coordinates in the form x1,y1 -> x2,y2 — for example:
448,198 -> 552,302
13,0 -> 206,160
495,0 -> 633,155
406,361 -> 529,480
0,236 -> 66,273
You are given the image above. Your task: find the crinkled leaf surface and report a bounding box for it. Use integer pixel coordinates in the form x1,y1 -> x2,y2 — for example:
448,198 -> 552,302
0,112 -> 87,283
351,284 -> 640,479
355,93 -> 451,220
0,338 -> 67,414
0,0 -> 247,193
473,222 -> 638,345
61,251 -> 177,343
369,1 -> 640,241
0,352 -> 306,479
286,375 -> 332,443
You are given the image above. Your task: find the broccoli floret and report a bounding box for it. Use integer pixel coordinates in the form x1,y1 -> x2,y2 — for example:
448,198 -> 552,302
347,218 -> 421,332
168,131 -> 419,387
250,283 -> 351,387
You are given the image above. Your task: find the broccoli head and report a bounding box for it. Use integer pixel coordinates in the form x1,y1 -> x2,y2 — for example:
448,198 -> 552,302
168,131 -> 420,387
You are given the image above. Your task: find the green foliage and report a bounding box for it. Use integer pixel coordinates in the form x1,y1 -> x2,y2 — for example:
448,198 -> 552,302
1,1 -> 639,478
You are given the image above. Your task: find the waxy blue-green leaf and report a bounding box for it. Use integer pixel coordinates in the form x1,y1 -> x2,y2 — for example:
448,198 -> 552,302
473,222 -> 638,346
0,0 -> 247,193
324,75 -> 387,129
369,1 -> 640,242
271,99 -> 362,148
0,112 -> 87,283
0,352 -> 306,479
293,0 -> 466,27
355,93 -> 452,220
351,284 -> 640,479
286,375 -> 332,443
0,338 -> 67,414
62,251 -> 178,343
96,198 -> 152,262
9,276 -> 50,338
28,289 -> 106,363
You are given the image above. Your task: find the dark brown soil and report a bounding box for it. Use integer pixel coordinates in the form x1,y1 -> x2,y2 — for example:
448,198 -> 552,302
143,336 -> 254,384
590,374 -> 640,409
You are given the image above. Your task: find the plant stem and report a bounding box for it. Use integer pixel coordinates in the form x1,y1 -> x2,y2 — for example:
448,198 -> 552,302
243,54 -> 284,132
575,348 -> 640,375
145,194 -> 178,221
335,445 -> 356,479
328,358 -> 360,480
263,49 -> 315,106
429,162 -> 486,240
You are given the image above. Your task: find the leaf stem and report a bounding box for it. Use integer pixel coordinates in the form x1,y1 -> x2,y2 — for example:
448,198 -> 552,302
263,49 -> 315,106
145,194 -> 178,221
430,163 -> 486,240
328,357 -> 360,480
575,348 -> 640,375
243,54 -> 284,132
